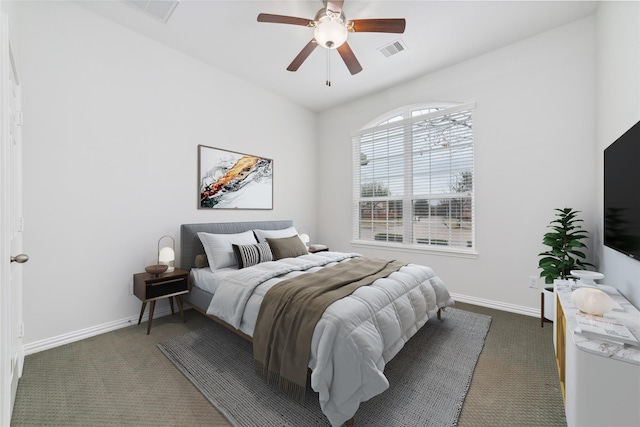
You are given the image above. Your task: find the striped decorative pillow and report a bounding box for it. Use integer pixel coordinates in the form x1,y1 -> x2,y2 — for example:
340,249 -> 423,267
232,242 -> 273,269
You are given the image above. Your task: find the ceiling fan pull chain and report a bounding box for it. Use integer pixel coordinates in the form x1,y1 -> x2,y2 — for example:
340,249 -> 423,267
326,49 -> 331,86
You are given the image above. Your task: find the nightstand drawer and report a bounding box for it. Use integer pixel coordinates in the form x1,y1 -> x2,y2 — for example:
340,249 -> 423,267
145,276 -> 188,299
134,269 -> 190,302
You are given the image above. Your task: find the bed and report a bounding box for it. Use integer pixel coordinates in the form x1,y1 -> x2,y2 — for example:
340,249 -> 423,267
179,220 -> 454,427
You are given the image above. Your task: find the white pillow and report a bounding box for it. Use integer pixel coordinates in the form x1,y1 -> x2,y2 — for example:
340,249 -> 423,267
253,226 -> 298,243
198,230 -> 258,269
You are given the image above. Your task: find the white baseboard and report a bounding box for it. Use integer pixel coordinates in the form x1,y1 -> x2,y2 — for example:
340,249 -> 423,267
23,305 -> 177,356
450,292 -> 540,318
23,294 -> 540,356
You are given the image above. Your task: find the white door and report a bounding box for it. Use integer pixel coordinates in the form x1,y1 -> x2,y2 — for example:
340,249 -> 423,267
0,12 -> 25,426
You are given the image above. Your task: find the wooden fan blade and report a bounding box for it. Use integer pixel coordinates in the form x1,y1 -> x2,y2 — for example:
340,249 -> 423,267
257,13 -> 312,27
327,0 -> 344,14
287,40 -> 319,72
337,42 -> 363,75
349,18 -> 406,33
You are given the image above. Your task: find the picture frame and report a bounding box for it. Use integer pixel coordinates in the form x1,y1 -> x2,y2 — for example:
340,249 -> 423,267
198,145 -> 273,210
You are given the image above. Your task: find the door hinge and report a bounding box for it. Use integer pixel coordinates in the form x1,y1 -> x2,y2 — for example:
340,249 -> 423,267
15,111 -> 23,126
19,217 -> 24,232
18,322 -> 25,338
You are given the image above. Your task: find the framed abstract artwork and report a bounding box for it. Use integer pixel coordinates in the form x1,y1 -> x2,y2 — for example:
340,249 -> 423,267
198,145 -> 273,209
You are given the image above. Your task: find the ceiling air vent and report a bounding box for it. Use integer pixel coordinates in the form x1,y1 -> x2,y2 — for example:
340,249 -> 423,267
378,39 -> 407,58
125,0 -> 179,23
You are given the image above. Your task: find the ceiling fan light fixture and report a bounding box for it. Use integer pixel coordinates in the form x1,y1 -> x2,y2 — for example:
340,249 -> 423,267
314,16 -> 348,49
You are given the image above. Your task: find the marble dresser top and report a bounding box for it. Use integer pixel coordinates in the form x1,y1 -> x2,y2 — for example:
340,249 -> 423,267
555,280 -> 640,366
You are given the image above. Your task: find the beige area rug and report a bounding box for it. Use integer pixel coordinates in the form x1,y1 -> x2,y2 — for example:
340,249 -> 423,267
158,307 -> 491,426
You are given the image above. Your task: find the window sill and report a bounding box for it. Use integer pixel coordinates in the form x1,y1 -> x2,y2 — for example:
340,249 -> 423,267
351,240 -> 479,259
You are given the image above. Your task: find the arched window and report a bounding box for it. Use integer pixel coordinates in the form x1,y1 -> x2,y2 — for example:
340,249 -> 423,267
352,103 -> 475,254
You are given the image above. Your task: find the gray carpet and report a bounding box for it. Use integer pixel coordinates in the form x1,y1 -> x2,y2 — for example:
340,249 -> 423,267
158,307 -> 491,427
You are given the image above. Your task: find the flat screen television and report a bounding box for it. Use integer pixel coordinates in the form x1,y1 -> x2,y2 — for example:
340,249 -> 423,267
604,120 -> 640,260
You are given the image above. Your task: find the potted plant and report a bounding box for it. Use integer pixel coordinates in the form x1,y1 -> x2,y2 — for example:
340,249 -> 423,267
539,207 -> 594,283
538,208 -> 595,323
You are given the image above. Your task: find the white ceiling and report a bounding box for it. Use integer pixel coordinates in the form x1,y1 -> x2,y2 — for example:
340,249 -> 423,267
76,0 -> 597,112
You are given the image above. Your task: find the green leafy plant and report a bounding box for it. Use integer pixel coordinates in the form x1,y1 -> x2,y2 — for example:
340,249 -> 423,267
538,208 -> 594,284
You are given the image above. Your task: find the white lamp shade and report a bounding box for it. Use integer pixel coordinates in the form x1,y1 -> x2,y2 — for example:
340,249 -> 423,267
571,287 -> 613,316
299,233 -> 310,244
314,17 -> 348,49
159,246 -> 175,272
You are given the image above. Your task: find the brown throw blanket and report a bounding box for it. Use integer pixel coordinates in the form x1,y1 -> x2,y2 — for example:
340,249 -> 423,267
253,257 -> 406,401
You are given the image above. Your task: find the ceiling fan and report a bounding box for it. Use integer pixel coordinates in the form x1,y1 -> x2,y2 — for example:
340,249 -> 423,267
257,0 -> 406,81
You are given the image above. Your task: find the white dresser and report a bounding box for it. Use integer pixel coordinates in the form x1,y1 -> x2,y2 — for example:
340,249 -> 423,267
554,281 -> 640,427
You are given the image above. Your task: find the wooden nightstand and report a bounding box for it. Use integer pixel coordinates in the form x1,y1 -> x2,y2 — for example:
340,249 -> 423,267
309,244 -> 328,253
134,268 -> 189,334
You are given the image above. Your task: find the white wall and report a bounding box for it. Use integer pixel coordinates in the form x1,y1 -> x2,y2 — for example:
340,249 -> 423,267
317,17 -> 596,314
14,2 -> 318,345
595,1 -> 640,307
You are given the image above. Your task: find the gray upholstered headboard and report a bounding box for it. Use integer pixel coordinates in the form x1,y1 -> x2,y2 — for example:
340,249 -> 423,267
180,220 -> 294,270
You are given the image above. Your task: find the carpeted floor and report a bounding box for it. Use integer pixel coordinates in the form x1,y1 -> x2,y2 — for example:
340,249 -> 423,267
456,303 -> 566,427
11,302 -> 566,426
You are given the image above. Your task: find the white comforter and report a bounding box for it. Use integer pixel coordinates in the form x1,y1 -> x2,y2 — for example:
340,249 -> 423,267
204,252 -> 454,427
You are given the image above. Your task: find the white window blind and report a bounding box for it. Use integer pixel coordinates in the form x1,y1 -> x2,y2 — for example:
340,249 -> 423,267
353,103 -> 475,252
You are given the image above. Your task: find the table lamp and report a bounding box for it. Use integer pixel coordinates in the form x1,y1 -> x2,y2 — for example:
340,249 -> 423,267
158,235 -> 175,273
299,233 -> 310,248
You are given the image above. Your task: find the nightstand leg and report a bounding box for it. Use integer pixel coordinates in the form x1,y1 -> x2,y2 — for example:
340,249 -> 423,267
169,297 -> 175,315
138,302 -> 147,325
176,296 -> 185,323
146,300 -> 156,335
